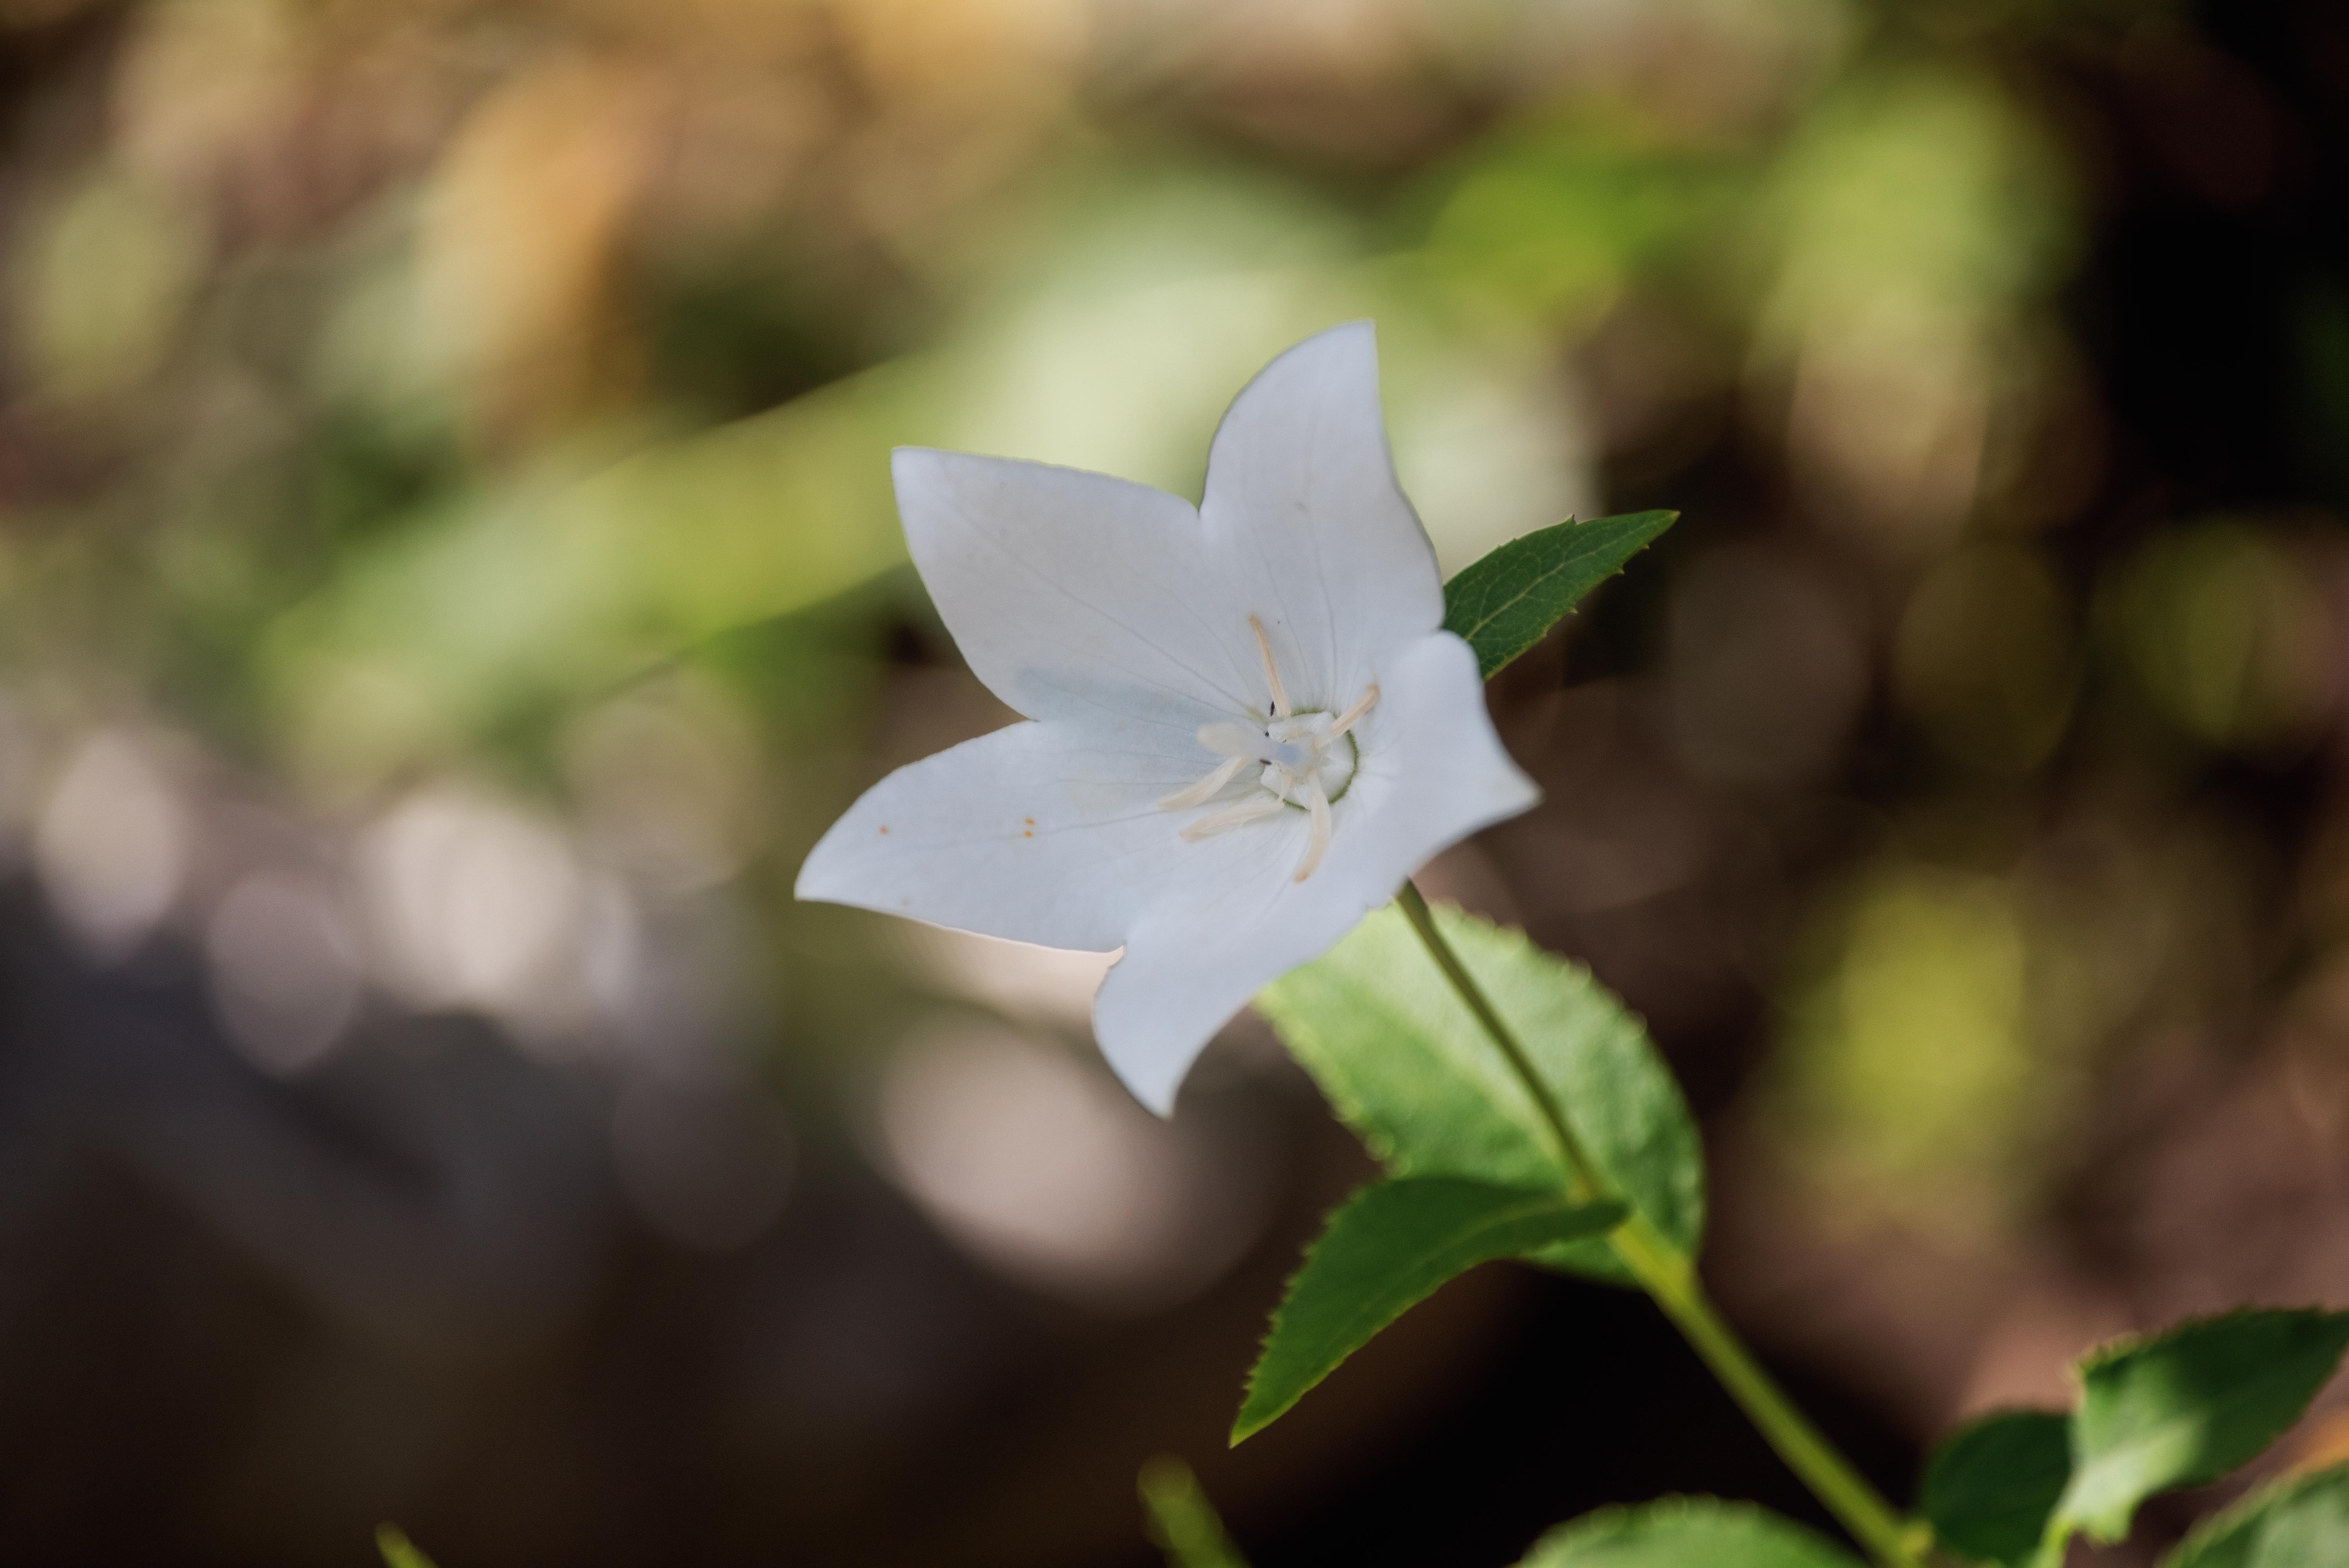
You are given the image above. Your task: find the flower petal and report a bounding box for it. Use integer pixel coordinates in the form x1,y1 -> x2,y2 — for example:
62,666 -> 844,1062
1199,321 -> 1444,714
795,718 -> 1230,953
1093,631 -> 1537,1112
891,448 -> 1272,737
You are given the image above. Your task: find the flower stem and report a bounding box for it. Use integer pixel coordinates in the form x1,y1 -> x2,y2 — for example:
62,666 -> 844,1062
1392,882 -> 1609,1203
1393,881 -> 1925,1568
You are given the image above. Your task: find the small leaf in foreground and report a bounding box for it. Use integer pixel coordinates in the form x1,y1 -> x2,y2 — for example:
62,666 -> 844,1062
1515,1496 -> 1864,1567
1139,1456 -> 1251,1568
1258,900 -> 1703,1287
2161,1462 -> 2349,1568
378,1525 -> 438,1568
1919,1409 -> 2071,1566
2055,1308 -> 2349,1543
1442,510 -> 1677,680
1234,1178 -> 1625,1442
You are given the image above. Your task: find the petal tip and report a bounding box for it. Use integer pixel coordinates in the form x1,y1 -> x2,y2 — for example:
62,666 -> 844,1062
1270,318 -> 1378,378
1093,976 -> 1224,1120
790,837 -> 848,905
1501,768 -> 1544,818
1303,317 -> 1375,344
887,444 -> 950,485
791,808 -> 891,909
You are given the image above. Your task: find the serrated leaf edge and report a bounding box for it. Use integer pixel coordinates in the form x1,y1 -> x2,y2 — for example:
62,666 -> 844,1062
1253,901 -> 1699,1285
1230,1181 -> 1624,1443
2058,1306 -> 2349,1543
1442,509 -> 1679,677
2070,1306 -> 2348,1381
2160,1459 -> 2349,1568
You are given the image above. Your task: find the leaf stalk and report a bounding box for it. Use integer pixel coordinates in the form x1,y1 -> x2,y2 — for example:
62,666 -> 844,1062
1393,880 -> 1926,1568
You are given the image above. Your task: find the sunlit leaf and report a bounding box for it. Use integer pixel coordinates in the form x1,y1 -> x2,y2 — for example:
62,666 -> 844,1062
1440,510 -> 1676,679
265,362 -> 923,760
2162,1463 -> 2349,1568
1234,1178 -> 1625,1442
377,1525 -> 439,1568
1140,1456 -> 1251,1568
1919,1409 -> 2070,1566
1515,1497 -> 1864,1567
1257,900 -> 1703,1286
2055,1309 -> 2349,1543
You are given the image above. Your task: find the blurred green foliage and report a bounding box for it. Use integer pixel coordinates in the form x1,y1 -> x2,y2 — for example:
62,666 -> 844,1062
12,2 -> 2349,1564
0,0 -> 2337,1336
1141,1458 -> 1250,1568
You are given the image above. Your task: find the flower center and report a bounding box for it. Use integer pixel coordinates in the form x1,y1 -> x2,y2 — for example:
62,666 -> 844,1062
1256,711 -> 1360,804
1155,615 -> 1377,883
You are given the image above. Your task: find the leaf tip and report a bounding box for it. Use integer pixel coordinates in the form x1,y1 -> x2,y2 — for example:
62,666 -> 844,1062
1228,1386 -> 1287,1447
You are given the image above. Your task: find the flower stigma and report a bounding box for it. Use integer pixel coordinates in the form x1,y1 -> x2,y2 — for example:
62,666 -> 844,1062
1157,614 -> 1378,883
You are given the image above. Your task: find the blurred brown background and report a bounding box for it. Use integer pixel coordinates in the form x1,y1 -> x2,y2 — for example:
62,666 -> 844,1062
3,0 -> 2349,1563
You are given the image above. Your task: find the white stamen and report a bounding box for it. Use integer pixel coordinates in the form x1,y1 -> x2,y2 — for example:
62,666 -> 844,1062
1328,683 -> 1378,741
1248,614 -> 1291,720
1157,753 -> 1248,812
1167,616 -> 1371,869
1293,777 -> 1331,882
1181,794 -> 1286,841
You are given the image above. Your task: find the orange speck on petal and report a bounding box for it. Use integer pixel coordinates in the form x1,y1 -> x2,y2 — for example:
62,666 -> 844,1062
878,825 -> 888,834
1024,816 -> 1034,825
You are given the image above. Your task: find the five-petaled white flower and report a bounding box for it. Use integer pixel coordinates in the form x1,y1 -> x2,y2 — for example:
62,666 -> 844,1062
796,323 -> 1540,1112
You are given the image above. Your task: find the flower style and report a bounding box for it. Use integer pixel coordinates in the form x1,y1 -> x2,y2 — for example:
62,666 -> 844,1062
795,323 -> 1540,1112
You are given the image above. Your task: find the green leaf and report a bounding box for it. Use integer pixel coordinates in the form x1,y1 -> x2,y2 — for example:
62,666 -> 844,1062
1515,1496 -> 1865,1567
1139,1457 -> 1251,1568
2162,1463 -> 2349,1568
1233,1178 -> 1626,1442
1257,901 -> 1703,1286
377,1526 -> 439,1568
1441,510 -> 1677,679
1919,1409 -> 2071,1566
2054,1308 -> 2349,1543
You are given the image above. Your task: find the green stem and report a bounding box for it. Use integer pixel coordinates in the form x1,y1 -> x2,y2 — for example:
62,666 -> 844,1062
1394,881 -> 1926,1568
1393,883 -> 1608,1204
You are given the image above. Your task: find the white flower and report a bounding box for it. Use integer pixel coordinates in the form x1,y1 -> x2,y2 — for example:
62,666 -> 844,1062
796,323 -> 1540,1112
